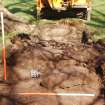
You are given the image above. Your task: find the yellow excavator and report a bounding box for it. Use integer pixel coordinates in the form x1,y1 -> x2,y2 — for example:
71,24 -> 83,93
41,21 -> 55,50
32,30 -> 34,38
37,0 -> 91,21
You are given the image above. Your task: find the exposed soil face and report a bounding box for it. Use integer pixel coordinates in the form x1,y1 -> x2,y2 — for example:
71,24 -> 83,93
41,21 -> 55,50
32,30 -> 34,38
0,21 -> 105,105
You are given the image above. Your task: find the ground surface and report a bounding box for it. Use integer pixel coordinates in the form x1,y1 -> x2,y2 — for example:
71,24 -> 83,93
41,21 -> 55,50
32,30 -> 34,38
0,22 -> 105,105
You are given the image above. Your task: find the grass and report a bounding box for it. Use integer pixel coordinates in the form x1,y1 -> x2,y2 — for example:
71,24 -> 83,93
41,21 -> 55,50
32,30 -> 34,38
88,0 -> 105,41
3,0 -> 37,23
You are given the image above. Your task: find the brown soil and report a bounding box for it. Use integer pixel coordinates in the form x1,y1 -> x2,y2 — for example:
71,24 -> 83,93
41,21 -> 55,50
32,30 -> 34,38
0,21 -> 105,105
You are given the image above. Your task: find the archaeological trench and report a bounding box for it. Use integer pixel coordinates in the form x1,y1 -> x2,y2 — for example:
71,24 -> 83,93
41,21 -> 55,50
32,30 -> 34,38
0,20 -> 105,105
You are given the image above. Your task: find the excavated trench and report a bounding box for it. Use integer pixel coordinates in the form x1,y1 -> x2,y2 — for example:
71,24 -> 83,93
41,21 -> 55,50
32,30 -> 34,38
0,21 -> 105,105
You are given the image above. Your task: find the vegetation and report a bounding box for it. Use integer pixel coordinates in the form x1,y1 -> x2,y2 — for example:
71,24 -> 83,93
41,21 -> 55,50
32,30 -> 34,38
1,0 -> 105,39
3,0 -> 36,22
88,0 -> 105,40
0,0 -> 105,59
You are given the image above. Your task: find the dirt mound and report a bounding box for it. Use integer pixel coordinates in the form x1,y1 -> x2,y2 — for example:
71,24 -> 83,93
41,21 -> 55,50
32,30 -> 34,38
37,20 -> 90,44
0,22 -> 105,105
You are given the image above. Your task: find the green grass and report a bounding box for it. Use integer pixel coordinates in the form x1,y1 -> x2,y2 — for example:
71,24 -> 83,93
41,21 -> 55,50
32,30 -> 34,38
88,0 -> 105,41
3,0 -> 37,23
